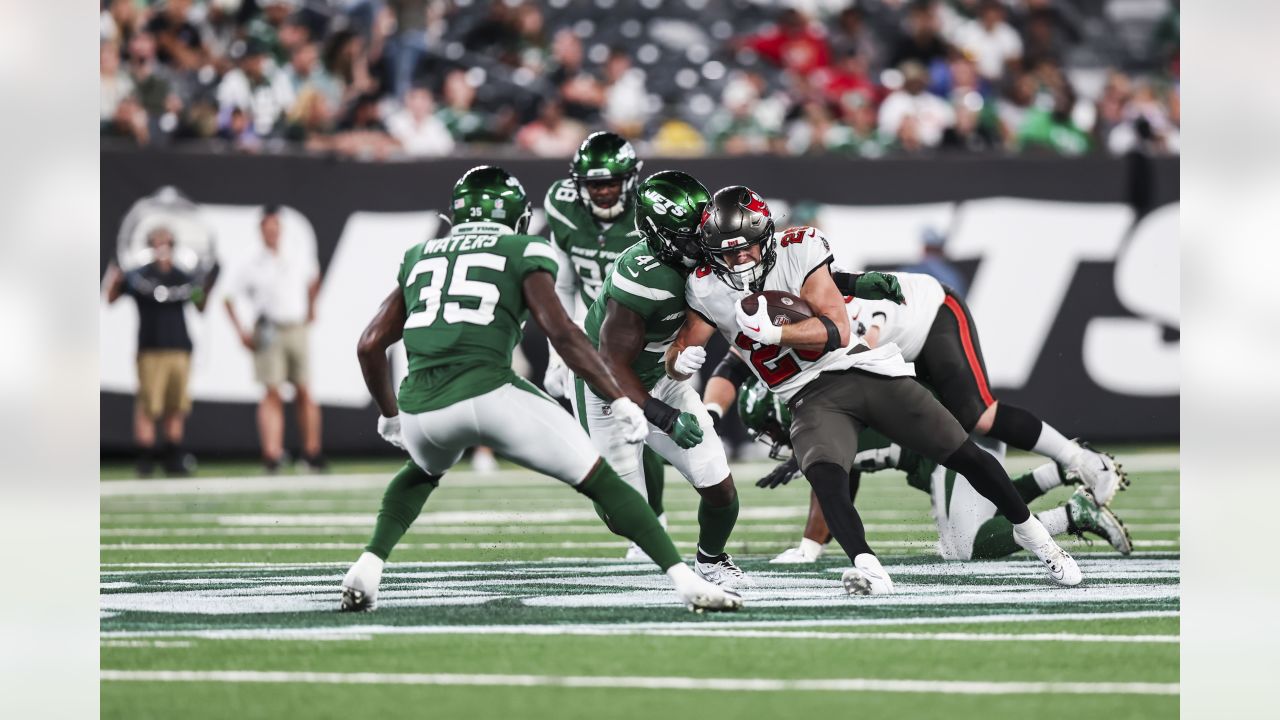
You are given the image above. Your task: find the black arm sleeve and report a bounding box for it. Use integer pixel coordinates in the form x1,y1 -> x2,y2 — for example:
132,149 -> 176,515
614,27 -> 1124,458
711,351 -> 753,386
831,271 -> 860,296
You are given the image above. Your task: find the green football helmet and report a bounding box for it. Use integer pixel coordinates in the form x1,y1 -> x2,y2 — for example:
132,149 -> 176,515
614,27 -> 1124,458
737,377 -> 793,460
451,165 -> 531,232
634,170 -> 710,269
570,131 -> 643,221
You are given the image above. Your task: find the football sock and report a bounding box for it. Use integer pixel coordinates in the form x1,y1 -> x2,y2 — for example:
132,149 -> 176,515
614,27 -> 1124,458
695,492 -> 739,557
1039,506 -> 1071,536
578,461 -> 682,571
1012,472 -> 1046,503
986,403 -> 1044,451
1032,462 -> 1065,494
971,517 -> 1020,559
641,446 -> 666,516
804,462 -> 873,561
365,461 -> 440,560
942,441 -> 1031,524
799,537 -> 826,558
1032,422 -> 1080,466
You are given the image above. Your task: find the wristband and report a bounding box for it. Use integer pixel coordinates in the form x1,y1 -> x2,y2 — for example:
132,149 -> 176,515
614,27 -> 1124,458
642,398 -> 680,432
832,271 -> 860,295
819,315 -> 842,352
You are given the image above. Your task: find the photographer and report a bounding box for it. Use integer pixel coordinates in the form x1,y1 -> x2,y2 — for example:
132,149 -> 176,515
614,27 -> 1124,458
105,226 -> 216,476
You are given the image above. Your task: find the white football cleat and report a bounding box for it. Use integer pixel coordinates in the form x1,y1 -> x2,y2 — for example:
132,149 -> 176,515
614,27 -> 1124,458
1062,441 -> 1128,506
1013,518 -> 1083,587
695,551 -> 752,587
624,542 -> 653,562
668,563 -> 743,612
340,551 -> 384,612
842,554 -> 895,595
770,537 -> 825,564
770,546 -> 820,564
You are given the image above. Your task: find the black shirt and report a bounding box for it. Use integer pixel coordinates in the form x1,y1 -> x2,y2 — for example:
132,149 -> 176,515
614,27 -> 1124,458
124,263 -> 196,352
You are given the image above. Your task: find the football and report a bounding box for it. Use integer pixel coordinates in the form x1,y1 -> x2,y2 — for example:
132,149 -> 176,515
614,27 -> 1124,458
741,290 -> 813,326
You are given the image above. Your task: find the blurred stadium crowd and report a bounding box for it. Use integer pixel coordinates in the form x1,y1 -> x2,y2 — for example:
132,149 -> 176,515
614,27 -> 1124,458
101,0 -> 1179,159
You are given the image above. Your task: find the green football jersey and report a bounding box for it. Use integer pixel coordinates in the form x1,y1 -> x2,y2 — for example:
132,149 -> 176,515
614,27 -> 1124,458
583,241 -> 688,392
543,178 -> 643,309
396,221 -> 558,413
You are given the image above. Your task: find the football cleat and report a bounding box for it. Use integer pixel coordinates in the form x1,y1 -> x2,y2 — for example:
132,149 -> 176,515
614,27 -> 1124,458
695,551 -> 751,588
676,575 -> 744,613
1065,488 -> 1133,556
339,552 -> 384,612
770,546 -> 822,564
1062,440 -> 1128,505
1013,520 -> 1082,587
842,554 -> 894,596
623,542 -> 653,563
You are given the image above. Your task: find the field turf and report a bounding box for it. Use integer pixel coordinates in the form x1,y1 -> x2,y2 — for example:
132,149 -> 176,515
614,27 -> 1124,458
101,448 -> 1179,719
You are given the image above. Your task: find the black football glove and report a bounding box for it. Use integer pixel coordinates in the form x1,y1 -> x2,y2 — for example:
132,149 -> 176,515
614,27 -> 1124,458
756,456 -> 802,489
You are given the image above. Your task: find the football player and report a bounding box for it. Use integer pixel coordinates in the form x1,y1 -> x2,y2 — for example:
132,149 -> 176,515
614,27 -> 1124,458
542,132 -> 670,559
339,166 -> 741,613
735,377 -> 1132,563
574,170 -> 749,588
668,186 -> 1081,594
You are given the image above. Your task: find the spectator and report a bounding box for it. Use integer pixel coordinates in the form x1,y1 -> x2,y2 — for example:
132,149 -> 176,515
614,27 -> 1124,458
548,29 -> 604,123
602,50 -> 651,139
650,116 -> 708,156
878,61 -> 955,150
127,32 -> 175,119
736,8 -> 831,75
104,227 -> 217,477
829,5 -> 883,76
814,49 -> 875,108
101,39 -> 135,123
144,0 -> 208,72
284,42 -> 343,112
386,86 -> 455,156
1107,82 -> 1179,155
948,0 -> 1022,82
1017,84 -> 1091,156
900,227 -> 968,297
101,0 -> 143,50
282,86 -> 337,146
217,39 -> 295,138
889,1 -> 950,71
246,0 -> 299,67
329,93 -> 400,160
223,206 -> 326,473
828,90 -> 890,158
515,98 -> 587,157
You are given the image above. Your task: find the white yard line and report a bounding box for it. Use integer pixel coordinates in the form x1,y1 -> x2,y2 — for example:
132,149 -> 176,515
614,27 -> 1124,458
100,539 -> 1180,551
99,669 -> 1179,696
102,610 -> 1180,640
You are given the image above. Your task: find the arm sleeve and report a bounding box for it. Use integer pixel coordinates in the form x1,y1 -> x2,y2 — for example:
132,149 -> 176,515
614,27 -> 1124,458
711,350 -> 752,385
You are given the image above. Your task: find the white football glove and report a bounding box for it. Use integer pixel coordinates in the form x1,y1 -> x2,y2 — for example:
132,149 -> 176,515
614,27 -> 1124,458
377,414 -> 406,450
542,348 -> 571,399
672,345 -> 707,377
735,297 -> 782,345
609,398 -> 649,444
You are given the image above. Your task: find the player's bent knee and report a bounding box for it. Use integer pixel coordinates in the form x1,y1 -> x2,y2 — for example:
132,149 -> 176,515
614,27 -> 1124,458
697,476 -> 737,506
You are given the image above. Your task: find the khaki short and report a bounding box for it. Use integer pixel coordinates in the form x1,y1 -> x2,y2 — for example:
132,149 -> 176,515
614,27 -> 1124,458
254,321 -> 310,388
136,350 -> 192,419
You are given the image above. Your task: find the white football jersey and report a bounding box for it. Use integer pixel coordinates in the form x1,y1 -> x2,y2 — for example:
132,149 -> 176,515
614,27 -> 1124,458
686,226 -> 914,403
850,272 -> 946,361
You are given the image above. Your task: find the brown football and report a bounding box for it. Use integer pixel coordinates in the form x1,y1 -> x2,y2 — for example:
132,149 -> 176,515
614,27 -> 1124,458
741,290 -> 813,326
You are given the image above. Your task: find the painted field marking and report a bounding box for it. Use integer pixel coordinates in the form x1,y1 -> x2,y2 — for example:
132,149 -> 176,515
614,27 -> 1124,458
100,539 -> 1181,552
99,670 -> 1179,696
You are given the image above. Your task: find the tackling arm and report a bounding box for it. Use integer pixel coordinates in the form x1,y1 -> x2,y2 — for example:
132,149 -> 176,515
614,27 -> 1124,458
778,267 -> 851,352
356,286 -> 405,418
596,299 -> 658,407
523,271 -> 628,402
665,308 -> 718,381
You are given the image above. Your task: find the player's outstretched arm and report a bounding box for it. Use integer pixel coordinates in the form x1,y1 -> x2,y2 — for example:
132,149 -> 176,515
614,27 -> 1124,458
356,286 -> 406,418
523,271 -> 627,403
777,267 -> 851,352
832,271 -> 905,304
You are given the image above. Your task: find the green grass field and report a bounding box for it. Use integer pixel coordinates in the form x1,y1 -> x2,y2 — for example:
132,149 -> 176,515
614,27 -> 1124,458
100,448 -> 1179,719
